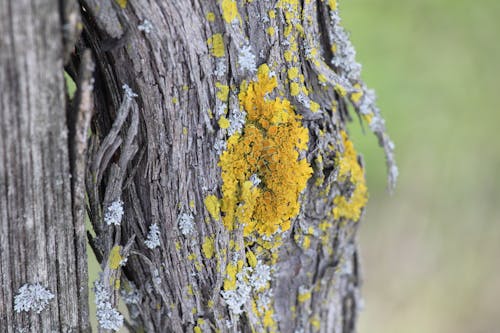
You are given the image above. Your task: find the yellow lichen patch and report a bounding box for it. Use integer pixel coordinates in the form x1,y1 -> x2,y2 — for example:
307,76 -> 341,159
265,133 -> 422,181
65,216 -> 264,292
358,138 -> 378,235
246,249 -> 258,267
108,245 -> 122,270
215,82 -> 229,102
218,116 -> 230,129
287,67 -> 299,80
206,12 -> 216,22
328,0 -> 337,11
219,64 -> 312,237
263,307 -> 276,329
221,0 -> 241,24
223,260 -> 243,290
332,131 -> 368,221
266,26 -> 275,36
302,235 -> 311,249
335,84 -> 347,97
207,34 -> 225,58
298,289 -> 311,303
290,82 -> 300,96
194,326 -> 202,333
362,113 -> 374,124
115,0 -> 127,9
350,84 -> 363,104
204,195 -> 221,220
113,277 -> 120,290
310,101 -> 320,113
310,315 -> 321,330
202,237 -> 215,259
268,10 -> 276,19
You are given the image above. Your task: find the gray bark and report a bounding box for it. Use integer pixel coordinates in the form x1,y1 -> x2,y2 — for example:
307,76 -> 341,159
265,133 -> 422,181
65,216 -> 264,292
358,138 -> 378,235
79,0 -> 397,332
0,0 -> 90,332
1,0 -> 396,332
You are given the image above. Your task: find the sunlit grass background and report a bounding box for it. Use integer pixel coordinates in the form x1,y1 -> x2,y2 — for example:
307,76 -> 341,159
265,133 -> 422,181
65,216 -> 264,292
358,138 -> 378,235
341,1 -> 500,332
82,1 -> 500,331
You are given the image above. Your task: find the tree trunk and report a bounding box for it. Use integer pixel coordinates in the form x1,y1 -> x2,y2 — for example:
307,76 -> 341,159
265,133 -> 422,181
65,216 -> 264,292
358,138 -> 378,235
2,0 -> 397,332
0,0 -> 90,332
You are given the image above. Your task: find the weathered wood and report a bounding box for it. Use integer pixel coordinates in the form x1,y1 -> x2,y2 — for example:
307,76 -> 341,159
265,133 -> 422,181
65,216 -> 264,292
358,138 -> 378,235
79,1 -> 395,332
0,0 -> 90,332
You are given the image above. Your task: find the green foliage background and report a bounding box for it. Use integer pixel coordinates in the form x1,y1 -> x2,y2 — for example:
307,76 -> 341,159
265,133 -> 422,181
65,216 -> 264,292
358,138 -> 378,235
342,1 -> 500,332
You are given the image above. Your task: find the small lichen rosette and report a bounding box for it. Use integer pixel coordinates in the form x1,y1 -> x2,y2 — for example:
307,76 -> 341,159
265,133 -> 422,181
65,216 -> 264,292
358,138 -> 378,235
219,64 -> 313,237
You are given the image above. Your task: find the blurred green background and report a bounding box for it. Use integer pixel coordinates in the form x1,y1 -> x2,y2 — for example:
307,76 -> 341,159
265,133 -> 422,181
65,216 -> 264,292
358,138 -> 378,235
341,1 -> 500,332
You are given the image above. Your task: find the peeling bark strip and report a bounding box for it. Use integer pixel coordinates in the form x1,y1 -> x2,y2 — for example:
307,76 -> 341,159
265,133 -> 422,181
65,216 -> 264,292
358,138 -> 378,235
0,0 -> 90,332
78,0 -> 396,332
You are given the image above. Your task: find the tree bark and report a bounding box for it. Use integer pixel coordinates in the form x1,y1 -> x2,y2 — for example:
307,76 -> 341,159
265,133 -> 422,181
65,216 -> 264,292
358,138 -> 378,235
77,1 -> 396,332
1,0 -> 397,332
0,0 -> 90,332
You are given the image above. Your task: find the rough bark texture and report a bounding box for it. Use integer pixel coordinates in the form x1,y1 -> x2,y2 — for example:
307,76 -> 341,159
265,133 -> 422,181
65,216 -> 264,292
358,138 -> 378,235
77,1 -> 396,333
2,0 -> 396,332
0,0 -> 90,332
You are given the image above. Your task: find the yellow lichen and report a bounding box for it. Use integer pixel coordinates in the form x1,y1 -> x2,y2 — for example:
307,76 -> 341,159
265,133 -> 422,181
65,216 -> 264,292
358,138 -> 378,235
207,34 -> 225,58
218,116 -> 230,129
108,245 -> 122,270
350,83 -> 363,104
204,195 -> 221,220
298,289 -> 311,303
310,315 -> 321,330
332,131 -> 368,221
206,12 -> 216,22
219,64 -> 312,237
115,0 -> 127,9
266,26 -> 275,36
310,101 -> 320,112
302,235 -> 311,249
328,0 -> 337,11
246,249 -> 258,267
221,0 -> 241,24
287,67 -> 299,80
202,237 -> 215,259
335,84 -> 347,97
290,82 -> 300,96
215,82 -> 230,102
194,326 -> 202,333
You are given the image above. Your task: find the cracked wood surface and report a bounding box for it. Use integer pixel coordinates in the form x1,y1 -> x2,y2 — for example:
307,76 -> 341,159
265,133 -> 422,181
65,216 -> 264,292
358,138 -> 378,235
0,0 -> 90,332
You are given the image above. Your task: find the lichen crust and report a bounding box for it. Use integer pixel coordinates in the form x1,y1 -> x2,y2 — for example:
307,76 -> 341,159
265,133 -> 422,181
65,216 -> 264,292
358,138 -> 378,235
219,64 -> 313,237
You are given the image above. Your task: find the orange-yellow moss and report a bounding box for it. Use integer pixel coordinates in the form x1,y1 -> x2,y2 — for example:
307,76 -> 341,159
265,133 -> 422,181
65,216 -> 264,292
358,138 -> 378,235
219,64 -> 312,237
332,131 -> 368,221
